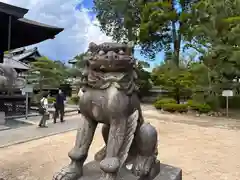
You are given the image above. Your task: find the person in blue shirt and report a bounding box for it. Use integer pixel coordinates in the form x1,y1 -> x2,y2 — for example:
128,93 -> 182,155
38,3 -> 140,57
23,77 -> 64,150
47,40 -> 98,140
53,89 -> 66,123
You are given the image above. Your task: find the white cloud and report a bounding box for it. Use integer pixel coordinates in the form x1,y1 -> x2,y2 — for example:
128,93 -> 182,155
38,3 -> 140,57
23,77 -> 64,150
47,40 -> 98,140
1,0 -> 112,62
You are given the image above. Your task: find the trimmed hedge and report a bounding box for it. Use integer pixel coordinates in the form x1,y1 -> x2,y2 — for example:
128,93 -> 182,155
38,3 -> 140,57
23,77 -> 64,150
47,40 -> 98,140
48,97 -> 56,104
162,103 -> 188,113
154,98 -> 176,109
187,100 -> 211,113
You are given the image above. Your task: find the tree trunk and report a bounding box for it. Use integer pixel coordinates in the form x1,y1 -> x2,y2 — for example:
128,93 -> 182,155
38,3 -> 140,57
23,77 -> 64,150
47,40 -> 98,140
174,87 -> 180,104
170,0 -> 182,103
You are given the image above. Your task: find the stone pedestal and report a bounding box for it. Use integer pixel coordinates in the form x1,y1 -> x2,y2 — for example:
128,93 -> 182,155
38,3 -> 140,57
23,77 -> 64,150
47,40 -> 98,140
0,111 -> 5,125
78,161 -> 182,180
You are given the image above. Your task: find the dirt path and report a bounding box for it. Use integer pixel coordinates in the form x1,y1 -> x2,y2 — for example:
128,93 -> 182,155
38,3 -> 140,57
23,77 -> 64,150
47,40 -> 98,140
0,115 -> 240,180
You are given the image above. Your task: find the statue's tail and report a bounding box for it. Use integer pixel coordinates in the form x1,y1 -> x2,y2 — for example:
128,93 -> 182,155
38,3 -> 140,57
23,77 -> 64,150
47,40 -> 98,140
118,110 -> 139,168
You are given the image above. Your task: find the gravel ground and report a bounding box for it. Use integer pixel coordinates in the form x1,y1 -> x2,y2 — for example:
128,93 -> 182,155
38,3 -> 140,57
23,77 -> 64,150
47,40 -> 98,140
0,114 -> 240,180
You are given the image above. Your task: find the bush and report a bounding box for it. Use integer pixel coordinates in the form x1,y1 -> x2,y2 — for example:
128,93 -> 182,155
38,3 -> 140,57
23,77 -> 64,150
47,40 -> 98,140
69,95 -> 80,105
205,95 -> 220,111
154,98 -> 176,109
187,100 -> 211,113
162,103 -> 188,113
187,100 -> 199,111
197,103 -> 211,113
47,97 -> 56,104
219,95 -> 240,109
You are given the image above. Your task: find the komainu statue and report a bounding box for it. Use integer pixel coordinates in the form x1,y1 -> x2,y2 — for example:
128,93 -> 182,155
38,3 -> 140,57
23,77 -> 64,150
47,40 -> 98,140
0,64 -> 26,91
53,42 -> 160,180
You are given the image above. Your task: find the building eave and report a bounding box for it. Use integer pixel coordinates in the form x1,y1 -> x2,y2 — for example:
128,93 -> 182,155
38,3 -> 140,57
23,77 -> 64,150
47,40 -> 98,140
0,2 -> 28,18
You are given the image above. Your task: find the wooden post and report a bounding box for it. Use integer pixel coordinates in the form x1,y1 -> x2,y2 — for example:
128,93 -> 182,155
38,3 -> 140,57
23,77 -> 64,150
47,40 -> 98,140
8,16 -> 12,50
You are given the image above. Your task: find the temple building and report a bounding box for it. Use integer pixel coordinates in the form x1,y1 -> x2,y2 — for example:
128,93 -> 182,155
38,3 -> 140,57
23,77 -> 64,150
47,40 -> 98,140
0,2 -> 64,62
3,47 -> 42,78
0,2 -> 64,119
68,58 -> 78,67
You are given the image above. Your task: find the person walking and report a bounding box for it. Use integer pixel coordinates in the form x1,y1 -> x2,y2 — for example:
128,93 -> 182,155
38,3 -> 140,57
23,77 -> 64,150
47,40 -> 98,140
38,92 -> 49,128
53,89 -> 66,123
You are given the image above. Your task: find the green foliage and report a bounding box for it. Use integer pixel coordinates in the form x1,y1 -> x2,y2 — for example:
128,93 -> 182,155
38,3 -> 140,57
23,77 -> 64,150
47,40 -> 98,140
187,100 -> 201,111
68,52 -> 87,79
47,97 -> 56,104
197,104 -> 212,113
93,0 -> 143,42
154,98 -> 176,109
219,96 -> 240,109
139,0 -> 199,60
152,61 -> 196,102
69,96 -> 80,105
205,95 -> 220,111
135,61 -> 152,97
187,100 -> 212,113
161,103 -> 188,113
188,0 -> 240,92
28,57 -> 68,91
91,0 -> 240,112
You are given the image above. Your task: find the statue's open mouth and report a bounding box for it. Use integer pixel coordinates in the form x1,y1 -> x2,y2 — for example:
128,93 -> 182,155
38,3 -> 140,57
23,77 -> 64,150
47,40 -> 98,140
88,59 -> 134,72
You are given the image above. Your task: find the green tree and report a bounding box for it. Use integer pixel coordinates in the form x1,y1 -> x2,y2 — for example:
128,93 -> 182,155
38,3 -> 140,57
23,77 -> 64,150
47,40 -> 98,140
93,0 -> 143,43
138,0 -> 200,102
190,0 -> 240,93
27,57 -> 67,92
135,61 -> 152,98
139,0 -> 199,61
152,59 -> 196,103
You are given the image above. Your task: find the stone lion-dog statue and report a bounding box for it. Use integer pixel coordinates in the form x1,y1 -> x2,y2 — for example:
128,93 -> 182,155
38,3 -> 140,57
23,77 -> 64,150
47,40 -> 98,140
53,42 -> 160,180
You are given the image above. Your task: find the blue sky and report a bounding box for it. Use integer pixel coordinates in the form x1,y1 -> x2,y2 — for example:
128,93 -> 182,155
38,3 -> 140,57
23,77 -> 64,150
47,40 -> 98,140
2,0 -> 165,69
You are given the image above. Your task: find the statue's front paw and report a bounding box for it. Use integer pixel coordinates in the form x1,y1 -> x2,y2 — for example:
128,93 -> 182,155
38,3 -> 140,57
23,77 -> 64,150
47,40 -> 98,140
132,155 -> 155,177
100,157 -> 120,173
53,164 -> 82,180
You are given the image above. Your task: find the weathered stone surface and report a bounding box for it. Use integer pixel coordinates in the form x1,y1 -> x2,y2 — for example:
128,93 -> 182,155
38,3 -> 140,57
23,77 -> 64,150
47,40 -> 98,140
78,161 -> 182,180
53,42 -> 162,180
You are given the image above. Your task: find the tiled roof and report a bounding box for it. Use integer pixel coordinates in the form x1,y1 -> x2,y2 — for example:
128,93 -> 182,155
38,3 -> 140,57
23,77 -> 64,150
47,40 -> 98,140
0,2 -> 28,18
3,56 -> 30,70
0,2 -> 64,51
68,59 -> 77,64
5,47 -> 40,62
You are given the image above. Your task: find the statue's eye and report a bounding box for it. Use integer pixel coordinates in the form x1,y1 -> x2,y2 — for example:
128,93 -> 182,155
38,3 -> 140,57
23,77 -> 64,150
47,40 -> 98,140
119,50 -> 124,55
99,50 -> 105,55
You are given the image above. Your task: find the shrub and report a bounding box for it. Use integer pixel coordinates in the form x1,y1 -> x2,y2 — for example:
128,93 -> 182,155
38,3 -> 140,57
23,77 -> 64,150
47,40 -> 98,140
154,98 -> 176,109
47,97 -> 56,104
205,95 -> 220,111
197,103 -> 211,113
187,100 -> 211,113
69,95 -> 80,105
219,95 -> 240,109
187,100 -> 199,111
162,103 -> 188,113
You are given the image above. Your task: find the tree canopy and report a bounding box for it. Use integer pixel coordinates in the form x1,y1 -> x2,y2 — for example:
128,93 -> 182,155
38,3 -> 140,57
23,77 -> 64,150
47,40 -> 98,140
27,57 -> 69,91
93,0 -> 143,43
